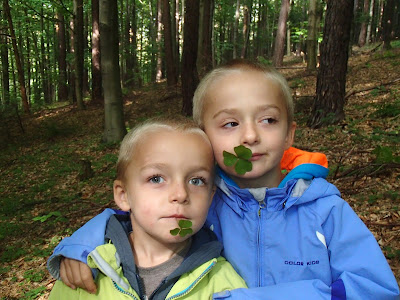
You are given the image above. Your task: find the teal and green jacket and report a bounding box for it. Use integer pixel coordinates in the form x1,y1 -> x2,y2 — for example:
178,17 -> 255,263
49,215 -> 246,300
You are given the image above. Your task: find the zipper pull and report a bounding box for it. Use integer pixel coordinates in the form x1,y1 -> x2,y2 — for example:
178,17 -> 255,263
258,201 -> 266,216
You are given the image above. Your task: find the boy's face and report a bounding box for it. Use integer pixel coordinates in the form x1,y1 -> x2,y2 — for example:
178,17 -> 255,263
114,130 -> 215,247
202,70 -> 296,188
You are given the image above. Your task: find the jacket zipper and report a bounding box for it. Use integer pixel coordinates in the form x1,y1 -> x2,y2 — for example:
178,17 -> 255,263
113,280 -> 140,299
257,201 -> 266,287
165,261 -> 216,300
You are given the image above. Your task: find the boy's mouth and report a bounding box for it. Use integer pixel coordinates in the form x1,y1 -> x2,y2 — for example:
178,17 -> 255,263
166,214 -> 188,219
250,153 -> 263,161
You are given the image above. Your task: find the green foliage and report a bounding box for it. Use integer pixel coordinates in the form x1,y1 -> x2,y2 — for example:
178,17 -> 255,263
170,220 -> 193,237
22,286 -> 47,300
23,269 -> 46,283
223,145 -> 253,175
384,247 -> 400,261
32,211 -> 63,223
371,99 -> 400,118
372,146 -> 400,164
41,121 -> 76,140
0,245 -> 27,263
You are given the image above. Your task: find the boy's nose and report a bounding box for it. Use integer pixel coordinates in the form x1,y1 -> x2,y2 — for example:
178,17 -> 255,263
169,181 -> 189,204
241,123 -> 259,145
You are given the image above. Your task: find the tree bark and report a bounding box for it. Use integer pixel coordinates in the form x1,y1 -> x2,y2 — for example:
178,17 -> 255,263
100,0 -> 126,143
306,0 -> 319,70
233,0 -> 240,59
272,0 -> 290,67
1,9 -> 10,106
358,0 -> 370,47
156,0 -> 163,82
3,0 -> 30,114
308,0 -> 354,128
56,10 -> 68,102
241,4 -> 251,58
197,0 -> 214,76
91,0 -> 102,104
382,0 -> 395,50
366,0 -> 375,44
161,0 -> 177,86
74,0 -> 85,109
181,0 -> 200,117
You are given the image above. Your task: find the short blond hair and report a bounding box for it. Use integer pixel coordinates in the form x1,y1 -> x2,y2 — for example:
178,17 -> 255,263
193,59 -> 294,129
116,117 -> 212,182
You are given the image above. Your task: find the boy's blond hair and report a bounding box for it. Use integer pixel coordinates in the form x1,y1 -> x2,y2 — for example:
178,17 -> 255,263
116,117 -> 212,182
193,59 -> 294,129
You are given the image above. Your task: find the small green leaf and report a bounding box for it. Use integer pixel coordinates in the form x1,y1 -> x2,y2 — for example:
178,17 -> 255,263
178,219 -> 192,228
235,159 -> 253,175
170,228 -> 180,236
234,145 -> 252,160
223,151 -> 238,166
179,228 -> 193,237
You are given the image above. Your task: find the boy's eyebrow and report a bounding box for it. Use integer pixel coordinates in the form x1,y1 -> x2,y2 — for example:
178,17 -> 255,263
212,104 -> 281,119
140,163 -> 214,174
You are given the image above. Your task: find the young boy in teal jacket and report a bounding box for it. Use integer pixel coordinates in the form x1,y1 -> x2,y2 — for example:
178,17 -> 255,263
48,60 -> 399,299
49,117 -> 246,300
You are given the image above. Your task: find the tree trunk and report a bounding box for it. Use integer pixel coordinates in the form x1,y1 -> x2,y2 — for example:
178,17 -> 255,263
100,0 -> 126,143
241,4 -> 251,58
162,0 -> 177,86
181,0 -> 200,117
1,9 -> 10,106
272,0 -> 290,67
3,0 -> 30,113
197,0 -> 213,76
56,11 -> 68,102
233,0 -> 240,59
358,0 -> 370,47
156,0 -> 163,82
366,0 -> 375,44
306,0 -> 318,70
382,0 -> 395,50
91,0 -> 102,105
308,0 -> 354,128
74,0 -> 85,109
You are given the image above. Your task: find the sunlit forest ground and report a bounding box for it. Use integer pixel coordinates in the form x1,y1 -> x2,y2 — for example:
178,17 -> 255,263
1,44 -> 399,299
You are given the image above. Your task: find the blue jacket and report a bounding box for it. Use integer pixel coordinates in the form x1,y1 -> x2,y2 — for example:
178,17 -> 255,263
48,160 -> 399,300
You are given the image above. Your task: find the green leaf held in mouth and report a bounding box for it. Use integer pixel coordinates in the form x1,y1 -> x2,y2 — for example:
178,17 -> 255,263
170,220 -> 193,237
223,145 -> 253,175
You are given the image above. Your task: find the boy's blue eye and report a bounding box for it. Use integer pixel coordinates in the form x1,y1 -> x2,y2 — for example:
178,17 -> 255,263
189,178 -> 205,186
224,122 -> 239,128
149,176 -> 164,184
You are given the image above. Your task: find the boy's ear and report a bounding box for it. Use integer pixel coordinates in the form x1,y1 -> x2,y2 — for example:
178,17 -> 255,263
113,180 -> 131,211
285,122 -> 296,150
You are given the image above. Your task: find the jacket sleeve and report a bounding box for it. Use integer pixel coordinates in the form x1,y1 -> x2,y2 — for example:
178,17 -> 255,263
213,198 -> 400,300
47,208 -> 125,279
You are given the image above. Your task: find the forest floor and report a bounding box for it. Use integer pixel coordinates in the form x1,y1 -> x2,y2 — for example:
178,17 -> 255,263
1,44 -> 400,299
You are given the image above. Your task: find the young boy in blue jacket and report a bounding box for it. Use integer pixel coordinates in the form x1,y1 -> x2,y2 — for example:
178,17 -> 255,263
48,60 -> 400,299
49,117 -> 246,299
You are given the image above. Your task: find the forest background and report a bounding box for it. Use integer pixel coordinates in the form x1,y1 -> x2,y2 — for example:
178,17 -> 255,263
0,0 -> 399,299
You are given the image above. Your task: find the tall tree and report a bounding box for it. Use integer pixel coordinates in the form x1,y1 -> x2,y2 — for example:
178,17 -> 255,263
273,0 -> 290,67
197,0 -> 214,76
358,0 -> 370,47
241,4 -> 251,58
382,0 -> 395,50
91,0 -> 102,105
73,0 -> 85,109
161,0 -> 177,86
3,0 -> 30,113
1,8 -> 10,106
366,0 -> 375,44
156,0 -> 163,82
100,0 -> 126,142
306,0 -> 319,70
181,0 -> 200,117
56,10 -> 68,102
308,0 -> 354,128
